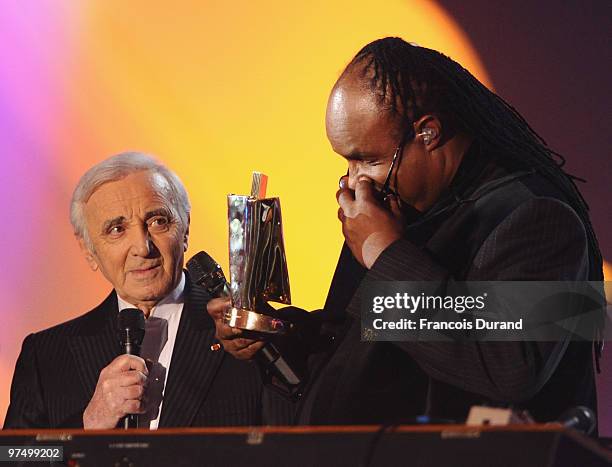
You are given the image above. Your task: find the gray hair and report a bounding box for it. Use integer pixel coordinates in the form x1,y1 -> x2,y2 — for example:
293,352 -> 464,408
70,152 -> 191,248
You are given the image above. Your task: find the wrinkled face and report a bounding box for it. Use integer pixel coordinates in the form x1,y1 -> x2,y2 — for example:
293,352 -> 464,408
79,170 -> 188,307
325,74 -> 437,211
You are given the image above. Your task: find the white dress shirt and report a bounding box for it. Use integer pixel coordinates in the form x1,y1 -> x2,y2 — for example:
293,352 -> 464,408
117,272 -> 185,429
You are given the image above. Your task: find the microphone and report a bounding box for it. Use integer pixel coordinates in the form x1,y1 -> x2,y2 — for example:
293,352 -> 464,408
557,406 -> 596,436
187,251 -> 302,386
117,308 -> 146,429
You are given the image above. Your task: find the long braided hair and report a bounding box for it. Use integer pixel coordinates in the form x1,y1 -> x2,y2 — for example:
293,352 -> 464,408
345,37 -> 604,360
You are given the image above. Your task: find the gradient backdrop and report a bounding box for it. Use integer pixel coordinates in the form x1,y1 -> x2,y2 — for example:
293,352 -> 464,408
0,1 -> 609,432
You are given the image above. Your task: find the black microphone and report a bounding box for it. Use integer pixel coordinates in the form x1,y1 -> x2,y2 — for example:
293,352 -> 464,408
187,251 -> 302,386
557,406 -> 596,436
117,308 -> 146,429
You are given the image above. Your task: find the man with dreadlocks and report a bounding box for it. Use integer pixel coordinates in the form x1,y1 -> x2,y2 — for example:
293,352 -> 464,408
209,37 -> 603,428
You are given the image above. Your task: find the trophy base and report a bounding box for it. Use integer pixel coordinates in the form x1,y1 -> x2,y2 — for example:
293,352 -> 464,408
223,307 -> 292,335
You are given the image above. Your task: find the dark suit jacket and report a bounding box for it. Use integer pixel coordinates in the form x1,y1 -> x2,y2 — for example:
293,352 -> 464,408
264,145 -> 600,428
4,274 -> 262,429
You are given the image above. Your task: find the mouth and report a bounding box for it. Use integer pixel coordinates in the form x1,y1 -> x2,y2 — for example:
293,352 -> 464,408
129,264 -> 162,277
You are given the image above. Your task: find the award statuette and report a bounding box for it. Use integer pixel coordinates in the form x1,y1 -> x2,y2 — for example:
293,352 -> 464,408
224,172 -> 292,334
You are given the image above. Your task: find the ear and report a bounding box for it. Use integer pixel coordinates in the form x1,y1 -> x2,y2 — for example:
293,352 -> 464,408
413,115 -> 442,149
77,236 -> 99,272
183,215 -> 190,252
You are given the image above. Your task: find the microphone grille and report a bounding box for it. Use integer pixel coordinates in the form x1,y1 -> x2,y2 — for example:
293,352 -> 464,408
117,308 -> 146,346
187,251 -> 219,283
187,251 -> 228,297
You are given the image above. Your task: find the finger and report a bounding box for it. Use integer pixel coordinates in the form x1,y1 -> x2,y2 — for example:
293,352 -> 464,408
109,355 -> 148,375
387,194 -> 403,218
215,323 -> 242,340
223,337 -> 258,352
355,177 -> 376,203
232,338 -> 258,348
122,399 -> 145,415
121,383 -> 146,401
337,189 -> 355,214
117,370 -> 148,388
234,341 -> 265,360
207,297 -> 232,319
337,207 -> 345,223
336,186 -> 354,203
341,220 -> 350,242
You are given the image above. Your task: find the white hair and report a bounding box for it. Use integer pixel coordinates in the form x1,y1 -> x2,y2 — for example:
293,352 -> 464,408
70,152 -> 191,248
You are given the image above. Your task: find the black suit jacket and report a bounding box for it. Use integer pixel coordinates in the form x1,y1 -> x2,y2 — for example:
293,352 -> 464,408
4,274 -> 262,428
265,146 -> 600,428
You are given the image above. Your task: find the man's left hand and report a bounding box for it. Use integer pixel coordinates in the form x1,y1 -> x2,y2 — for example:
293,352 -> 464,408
207,297 -> 266,360
337,177 -> 404,268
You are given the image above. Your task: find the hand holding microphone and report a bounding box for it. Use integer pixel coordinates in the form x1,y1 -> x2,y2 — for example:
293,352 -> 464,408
83,308 -> 148,430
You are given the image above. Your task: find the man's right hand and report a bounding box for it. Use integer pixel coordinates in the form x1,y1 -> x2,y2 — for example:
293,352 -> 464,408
83,354 -> 148,429
207,297 -> 265,360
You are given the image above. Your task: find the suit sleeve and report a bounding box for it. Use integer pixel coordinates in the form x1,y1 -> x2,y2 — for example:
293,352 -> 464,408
367,197 -> 590,402
3,334 -> 50,428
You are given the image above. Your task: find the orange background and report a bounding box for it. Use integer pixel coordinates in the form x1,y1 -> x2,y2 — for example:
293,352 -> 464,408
0,0 -> 609,430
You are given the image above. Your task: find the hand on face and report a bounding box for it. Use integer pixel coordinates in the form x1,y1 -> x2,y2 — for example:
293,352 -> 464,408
337,176 -> 404,268
206,297 -> 265,360
83,354 -> 148,429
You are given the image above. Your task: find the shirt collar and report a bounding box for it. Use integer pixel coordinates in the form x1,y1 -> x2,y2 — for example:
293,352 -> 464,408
117,271 -> 186,320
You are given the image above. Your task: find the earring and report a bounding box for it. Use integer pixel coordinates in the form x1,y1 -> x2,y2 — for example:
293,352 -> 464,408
417,128 -> 436,144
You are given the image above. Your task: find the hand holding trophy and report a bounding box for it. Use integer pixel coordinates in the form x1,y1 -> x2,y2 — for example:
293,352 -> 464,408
225,172 -> 292,335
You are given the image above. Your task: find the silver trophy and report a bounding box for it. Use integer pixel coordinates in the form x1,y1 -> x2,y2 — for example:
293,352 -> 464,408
224,172 -> 292,334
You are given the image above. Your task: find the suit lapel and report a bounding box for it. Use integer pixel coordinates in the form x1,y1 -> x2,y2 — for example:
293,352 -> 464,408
68,292 -> 120,400
159,280 -> 223,427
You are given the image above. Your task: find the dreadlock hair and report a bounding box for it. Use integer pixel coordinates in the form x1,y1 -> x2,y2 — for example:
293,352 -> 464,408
344,37 -> 603,284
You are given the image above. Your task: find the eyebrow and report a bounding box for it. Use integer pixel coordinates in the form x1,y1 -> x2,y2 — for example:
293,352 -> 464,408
144,208 -> 173,222
345,151 -> 377,161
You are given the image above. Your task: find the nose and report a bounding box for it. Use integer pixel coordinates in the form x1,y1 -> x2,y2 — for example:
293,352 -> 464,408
130,225 -> 153,257
346,162 -> 360,191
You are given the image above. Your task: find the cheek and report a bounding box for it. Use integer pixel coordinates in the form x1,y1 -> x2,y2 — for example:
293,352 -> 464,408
93,246 -> 129,285
396,159 -> 429,200
158,231 -> 185,267
106,250 -> 126,274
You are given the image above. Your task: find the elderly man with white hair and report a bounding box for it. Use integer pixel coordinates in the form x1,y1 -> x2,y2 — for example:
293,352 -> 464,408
4,152 -> 262,429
